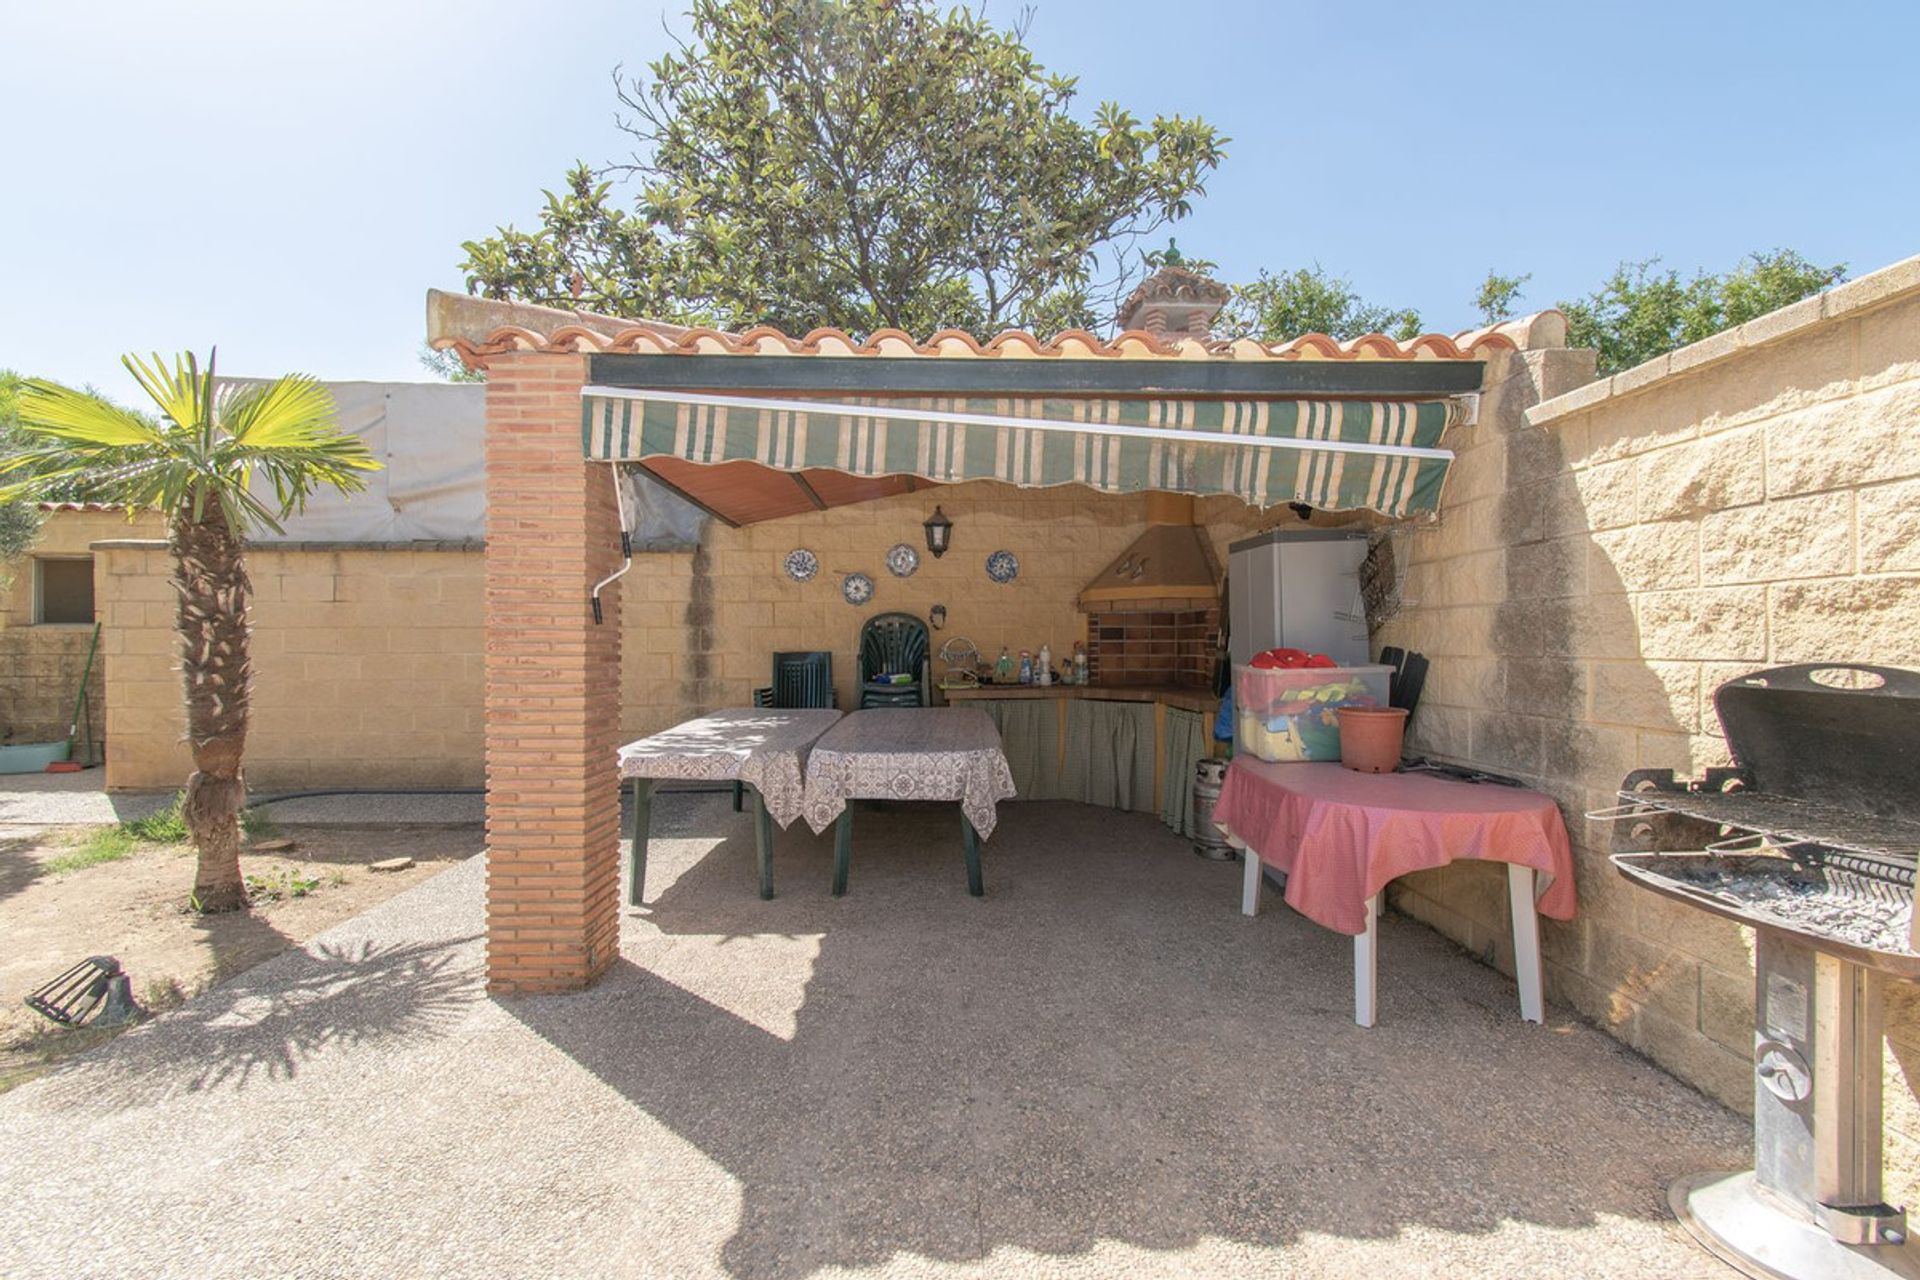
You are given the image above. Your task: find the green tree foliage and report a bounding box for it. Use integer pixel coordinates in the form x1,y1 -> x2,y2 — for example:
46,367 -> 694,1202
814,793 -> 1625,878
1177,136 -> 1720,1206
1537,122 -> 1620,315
0,372 -> 49,559
1561,249 -> 1845,375
460,0 -> 1225,339
417,343 -> 484,384
1222,266 -> 1422,342
1472,270 -> 1530,326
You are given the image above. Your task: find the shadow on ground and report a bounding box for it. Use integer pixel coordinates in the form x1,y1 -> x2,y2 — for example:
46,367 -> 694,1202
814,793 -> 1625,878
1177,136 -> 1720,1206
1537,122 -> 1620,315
0,835 -> 40,904
504,796 -> 1747,1278
48,929 -> 481,1098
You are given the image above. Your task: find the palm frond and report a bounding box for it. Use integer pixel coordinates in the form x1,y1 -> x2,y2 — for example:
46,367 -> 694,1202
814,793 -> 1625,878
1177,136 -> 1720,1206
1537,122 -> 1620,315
121,351 -> 213,437
10,350 -> 383,536
17,381 -> 167,447
218,375 -> 341,449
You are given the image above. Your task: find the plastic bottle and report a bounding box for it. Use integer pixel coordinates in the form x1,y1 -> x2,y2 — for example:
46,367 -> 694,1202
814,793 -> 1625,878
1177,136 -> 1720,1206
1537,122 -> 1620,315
1018,649 -> 1033,684
995,646 -> 1014,683
1037,643 -> 1052,686
1073,642 -> 1089,686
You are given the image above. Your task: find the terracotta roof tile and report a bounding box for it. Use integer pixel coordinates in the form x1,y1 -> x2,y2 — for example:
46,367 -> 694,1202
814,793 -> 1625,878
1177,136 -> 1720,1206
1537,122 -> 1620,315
426,288 -> 1552,370
437,319 -> 1523,367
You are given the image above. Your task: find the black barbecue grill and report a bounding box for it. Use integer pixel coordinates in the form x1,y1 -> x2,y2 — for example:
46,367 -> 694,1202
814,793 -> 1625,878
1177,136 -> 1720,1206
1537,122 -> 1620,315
1604,663 -> 1920,1280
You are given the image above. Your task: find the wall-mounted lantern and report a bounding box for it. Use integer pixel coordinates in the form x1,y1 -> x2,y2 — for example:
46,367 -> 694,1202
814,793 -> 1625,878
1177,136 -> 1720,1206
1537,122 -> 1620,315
923,505 -> 954,558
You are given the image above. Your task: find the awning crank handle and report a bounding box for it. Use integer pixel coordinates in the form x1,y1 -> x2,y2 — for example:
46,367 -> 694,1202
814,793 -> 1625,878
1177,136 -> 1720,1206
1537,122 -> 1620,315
591,468 -> 633,625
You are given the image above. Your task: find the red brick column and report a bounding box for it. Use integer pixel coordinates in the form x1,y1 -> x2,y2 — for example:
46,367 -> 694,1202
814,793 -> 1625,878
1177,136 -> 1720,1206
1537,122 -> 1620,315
481,352 -> 623,992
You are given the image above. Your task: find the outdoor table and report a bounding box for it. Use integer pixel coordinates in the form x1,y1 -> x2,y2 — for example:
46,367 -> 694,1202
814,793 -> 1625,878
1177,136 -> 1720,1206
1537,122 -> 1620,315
1212,759 -> 1576,1028
617,707 -> 842,904
799,707 -> 1017,897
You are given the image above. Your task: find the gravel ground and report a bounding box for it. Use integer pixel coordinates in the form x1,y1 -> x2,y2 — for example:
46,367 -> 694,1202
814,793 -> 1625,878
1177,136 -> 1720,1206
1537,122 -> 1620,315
0,795 -> 1749,1279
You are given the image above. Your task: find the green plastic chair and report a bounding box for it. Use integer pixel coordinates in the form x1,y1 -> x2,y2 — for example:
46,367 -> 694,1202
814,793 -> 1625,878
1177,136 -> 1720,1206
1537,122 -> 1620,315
857,613 -> 930,709
751,651 -> 836,711
738,651 -> 835,810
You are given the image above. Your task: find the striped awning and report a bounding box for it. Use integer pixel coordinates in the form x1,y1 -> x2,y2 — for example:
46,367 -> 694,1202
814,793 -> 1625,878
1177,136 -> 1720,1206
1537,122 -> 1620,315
581,389 -> 1464,517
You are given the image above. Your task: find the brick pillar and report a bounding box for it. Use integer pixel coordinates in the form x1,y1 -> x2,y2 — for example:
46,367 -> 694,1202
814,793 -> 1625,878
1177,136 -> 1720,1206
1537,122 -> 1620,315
482,352 -> 623,992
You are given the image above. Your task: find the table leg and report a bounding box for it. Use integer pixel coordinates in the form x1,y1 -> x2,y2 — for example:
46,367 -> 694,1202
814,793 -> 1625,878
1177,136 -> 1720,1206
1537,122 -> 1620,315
628,777 -> 655,908
1507,864 -> 1544,1024
831,809 -> 853,897
961,814 -> 983,897
750,787 -> 776,900
1241,848 -> 1262,917
1353,893 -> 1379,1028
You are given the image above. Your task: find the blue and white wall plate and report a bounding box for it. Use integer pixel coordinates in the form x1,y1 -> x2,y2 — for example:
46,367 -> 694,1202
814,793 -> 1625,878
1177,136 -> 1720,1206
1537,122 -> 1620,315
886,543 -> 920,578
784,548 -> 819,582
985,550 -> 1019,584
841,572 -> 875,605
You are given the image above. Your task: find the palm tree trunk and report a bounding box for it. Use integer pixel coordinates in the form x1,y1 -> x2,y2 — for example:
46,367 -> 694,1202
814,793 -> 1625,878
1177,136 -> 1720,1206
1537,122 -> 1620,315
172,504 -> 252,912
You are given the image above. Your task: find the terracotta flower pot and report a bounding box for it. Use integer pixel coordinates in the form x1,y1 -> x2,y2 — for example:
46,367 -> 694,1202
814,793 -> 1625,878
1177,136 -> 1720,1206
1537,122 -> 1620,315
1337,707 -> 1409,773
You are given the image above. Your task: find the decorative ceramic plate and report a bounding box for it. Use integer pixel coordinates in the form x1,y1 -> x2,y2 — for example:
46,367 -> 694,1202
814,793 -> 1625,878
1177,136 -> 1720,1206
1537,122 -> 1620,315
985,550 -> 1019,584
885,542 -> 920,578
784,548 -> 819,582
841,572 -> 875,605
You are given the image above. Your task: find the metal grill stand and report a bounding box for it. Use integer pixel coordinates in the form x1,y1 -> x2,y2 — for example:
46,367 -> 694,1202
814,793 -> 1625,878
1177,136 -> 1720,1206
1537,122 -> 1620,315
1670,930 -> 1916,1280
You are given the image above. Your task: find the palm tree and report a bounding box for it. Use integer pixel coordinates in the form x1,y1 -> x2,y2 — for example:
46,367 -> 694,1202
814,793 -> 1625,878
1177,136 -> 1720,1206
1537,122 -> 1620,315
2,351 -> 379,911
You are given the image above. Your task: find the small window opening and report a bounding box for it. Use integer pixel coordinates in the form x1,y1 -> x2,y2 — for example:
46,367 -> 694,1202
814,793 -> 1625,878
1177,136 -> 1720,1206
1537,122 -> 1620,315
35,557 -> 95,625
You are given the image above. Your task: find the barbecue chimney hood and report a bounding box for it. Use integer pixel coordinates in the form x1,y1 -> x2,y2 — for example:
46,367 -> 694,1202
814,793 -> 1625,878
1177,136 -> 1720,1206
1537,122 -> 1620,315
1077,493 -> 1221,613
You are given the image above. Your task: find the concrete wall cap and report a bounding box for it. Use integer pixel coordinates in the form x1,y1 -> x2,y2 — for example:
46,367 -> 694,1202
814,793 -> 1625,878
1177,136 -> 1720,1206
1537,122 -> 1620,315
1523,376 -> 1611,425
1529,250 -> 1920,426
1825,254 -> 1920,319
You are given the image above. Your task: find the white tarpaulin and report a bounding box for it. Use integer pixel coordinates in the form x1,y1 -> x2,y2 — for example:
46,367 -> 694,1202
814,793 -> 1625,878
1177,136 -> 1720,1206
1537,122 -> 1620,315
229,378 -> 704,548
239,380 -> 487,543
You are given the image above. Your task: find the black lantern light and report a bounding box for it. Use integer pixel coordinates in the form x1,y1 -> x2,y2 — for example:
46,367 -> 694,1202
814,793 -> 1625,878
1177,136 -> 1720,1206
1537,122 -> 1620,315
922,505 -> 953,558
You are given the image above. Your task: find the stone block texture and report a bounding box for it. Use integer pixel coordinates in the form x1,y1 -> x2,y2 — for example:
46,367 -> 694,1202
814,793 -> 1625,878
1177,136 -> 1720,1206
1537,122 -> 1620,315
1378,283 -> 1920,1203
96,542 -> 483,791
0,510 -> 136,751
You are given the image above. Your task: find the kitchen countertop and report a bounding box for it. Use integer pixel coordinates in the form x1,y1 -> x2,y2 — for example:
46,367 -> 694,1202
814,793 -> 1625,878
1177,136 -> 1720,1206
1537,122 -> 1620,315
941,683 -> 1219,714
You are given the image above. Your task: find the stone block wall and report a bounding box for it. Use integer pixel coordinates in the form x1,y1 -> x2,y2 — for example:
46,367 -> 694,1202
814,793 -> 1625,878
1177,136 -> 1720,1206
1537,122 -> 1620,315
0,509 -> 142,752
84,483 -> 1270,791
614,482 -> 1260,740
96,541 -> 485,791
1375,257 -> 1920,1195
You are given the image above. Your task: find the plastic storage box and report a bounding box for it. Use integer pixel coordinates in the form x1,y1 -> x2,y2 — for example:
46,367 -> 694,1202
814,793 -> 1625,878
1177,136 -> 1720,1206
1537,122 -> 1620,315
1233,664 -> 1393,762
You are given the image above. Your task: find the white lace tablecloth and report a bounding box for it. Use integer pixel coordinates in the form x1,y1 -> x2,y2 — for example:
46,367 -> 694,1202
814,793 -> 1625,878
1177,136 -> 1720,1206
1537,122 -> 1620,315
617,708 -> 842,829
800,708 -> 1018,837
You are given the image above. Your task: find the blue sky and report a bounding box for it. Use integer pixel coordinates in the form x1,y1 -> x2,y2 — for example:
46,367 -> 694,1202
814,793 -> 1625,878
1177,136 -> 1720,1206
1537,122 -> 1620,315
4,0 -> 1916,399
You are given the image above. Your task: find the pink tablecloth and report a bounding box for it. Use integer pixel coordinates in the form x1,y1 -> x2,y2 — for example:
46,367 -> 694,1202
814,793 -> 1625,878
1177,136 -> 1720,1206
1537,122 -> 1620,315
1213,759 -> 1577,935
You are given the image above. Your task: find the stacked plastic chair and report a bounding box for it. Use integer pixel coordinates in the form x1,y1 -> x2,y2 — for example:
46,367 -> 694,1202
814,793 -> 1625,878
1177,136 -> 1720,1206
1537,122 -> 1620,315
737,651 -> 836,810
857,613 -> 930,709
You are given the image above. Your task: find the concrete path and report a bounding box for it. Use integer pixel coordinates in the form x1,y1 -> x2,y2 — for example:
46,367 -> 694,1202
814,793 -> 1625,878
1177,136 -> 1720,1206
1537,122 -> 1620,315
0,796 -> 1749,1279
0,768 -> 485,827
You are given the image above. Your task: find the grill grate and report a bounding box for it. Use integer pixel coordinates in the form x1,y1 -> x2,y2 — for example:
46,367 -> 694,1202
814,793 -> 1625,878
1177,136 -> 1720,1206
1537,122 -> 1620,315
1618,786 -> 1920,864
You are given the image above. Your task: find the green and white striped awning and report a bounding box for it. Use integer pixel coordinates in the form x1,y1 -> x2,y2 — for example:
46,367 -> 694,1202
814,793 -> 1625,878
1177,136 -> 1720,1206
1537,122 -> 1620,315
581,388 -> 1464,517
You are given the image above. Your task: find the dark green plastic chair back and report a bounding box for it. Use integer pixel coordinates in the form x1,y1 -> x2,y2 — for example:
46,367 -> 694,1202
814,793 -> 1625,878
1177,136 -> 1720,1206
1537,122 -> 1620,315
755,651 -> 834,708
859,613 -> 928,684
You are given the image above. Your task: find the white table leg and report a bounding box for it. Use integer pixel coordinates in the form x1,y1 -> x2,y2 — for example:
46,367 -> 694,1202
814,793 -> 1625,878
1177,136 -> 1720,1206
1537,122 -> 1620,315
1353,893 -> 1379,1028
1508,864 -> 1544,1024
1241,848 -> 1262,917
